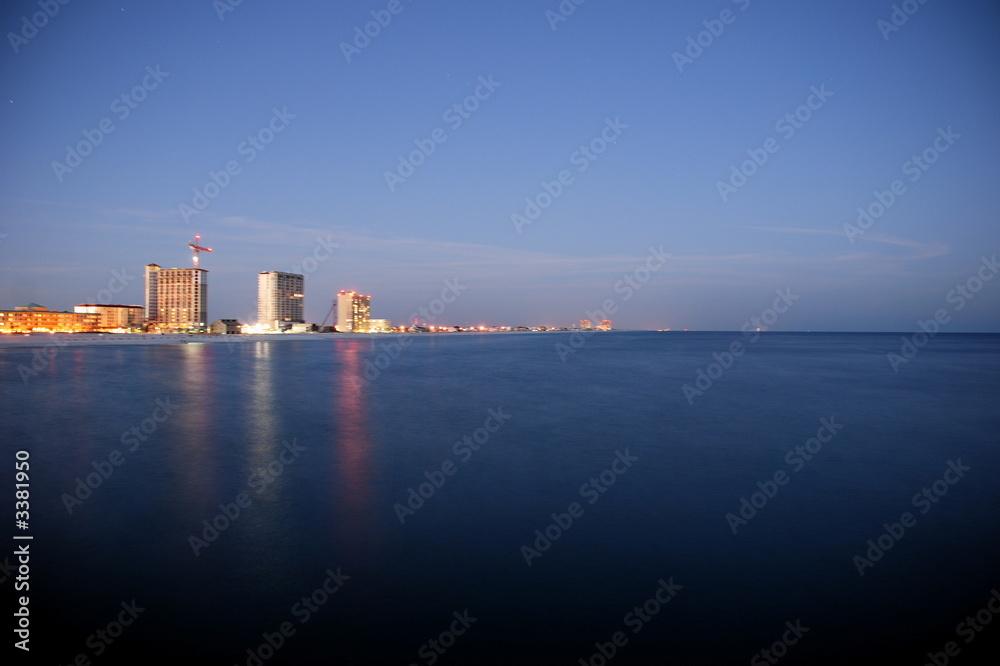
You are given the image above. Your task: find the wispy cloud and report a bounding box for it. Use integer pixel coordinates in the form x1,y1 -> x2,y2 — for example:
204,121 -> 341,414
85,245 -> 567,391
748,225 -> 950,261
747,225 -> 842,237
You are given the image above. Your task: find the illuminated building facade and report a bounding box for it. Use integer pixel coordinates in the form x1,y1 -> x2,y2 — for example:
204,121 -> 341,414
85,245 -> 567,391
258,271 -> 304,330
144,264 -> 208,331
336,290 -> 371,333
74,304 -> 144,330
0,303 -> 99,333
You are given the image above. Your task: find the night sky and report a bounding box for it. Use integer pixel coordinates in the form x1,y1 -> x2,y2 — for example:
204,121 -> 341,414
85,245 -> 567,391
1,0 -> 998,330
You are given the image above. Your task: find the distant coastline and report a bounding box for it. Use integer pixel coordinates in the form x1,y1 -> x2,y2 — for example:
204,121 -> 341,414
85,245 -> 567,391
1,329 -> 996,350
0,332 -> 359,348
0,329 -> 574,348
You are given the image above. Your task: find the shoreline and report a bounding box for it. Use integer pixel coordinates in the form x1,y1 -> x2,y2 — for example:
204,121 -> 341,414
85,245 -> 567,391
1,329 -> 995,349
0,332 -> 370,348
0,330 -> 573,349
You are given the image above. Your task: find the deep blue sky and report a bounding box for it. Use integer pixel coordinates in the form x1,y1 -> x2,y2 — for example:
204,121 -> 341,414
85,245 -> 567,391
2,0 -> 998,330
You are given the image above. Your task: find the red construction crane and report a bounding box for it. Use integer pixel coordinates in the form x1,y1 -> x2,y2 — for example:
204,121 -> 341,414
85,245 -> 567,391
188,235 -> 213,268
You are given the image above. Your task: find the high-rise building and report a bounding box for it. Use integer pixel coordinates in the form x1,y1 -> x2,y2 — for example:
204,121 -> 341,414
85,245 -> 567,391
145,264 -> 159,323
258,271 -> 304,330
336,290 -> 371,333
144,264 -> 208,331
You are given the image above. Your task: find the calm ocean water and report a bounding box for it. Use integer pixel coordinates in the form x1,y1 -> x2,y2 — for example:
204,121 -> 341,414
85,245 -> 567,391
2,332 -> 999,665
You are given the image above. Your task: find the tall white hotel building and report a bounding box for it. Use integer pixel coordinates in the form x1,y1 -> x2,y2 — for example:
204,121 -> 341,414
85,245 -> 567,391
258,271 -> 304,330
336,290 -> 371,332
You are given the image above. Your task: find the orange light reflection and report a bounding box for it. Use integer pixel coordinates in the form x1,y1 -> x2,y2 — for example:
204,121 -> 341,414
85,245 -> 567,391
333,339 -> 377,546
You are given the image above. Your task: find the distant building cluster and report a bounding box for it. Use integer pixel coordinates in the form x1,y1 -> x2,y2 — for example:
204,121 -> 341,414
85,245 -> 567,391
140,260 -> 392,334
1,243 -> 613,334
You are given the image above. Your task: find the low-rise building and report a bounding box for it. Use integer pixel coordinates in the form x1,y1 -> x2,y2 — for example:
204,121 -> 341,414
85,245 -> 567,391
209,319 -> 241,335
74,304 -> 144,331
0,303 -> 100,333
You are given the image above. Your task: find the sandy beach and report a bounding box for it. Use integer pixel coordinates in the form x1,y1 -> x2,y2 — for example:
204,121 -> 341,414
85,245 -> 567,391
0,329 -> 573,349
0,332 -> 375,348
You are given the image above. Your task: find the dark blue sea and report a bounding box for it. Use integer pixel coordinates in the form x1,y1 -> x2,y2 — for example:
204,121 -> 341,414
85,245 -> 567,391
2,332 -> 999,665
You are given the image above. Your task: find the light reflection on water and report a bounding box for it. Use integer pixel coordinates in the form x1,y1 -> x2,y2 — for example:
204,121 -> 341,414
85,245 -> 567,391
334,339 -> 375,523
1,333 -> 999,664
